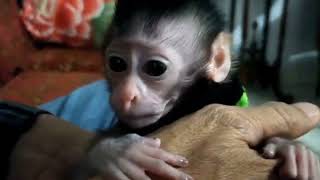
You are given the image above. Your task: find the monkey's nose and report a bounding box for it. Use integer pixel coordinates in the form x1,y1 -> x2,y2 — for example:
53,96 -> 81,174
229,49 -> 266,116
119,94 -> 137,112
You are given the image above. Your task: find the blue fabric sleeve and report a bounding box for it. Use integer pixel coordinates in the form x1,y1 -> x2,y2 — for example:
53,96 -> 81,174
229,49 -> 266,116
39,80 -> 117,132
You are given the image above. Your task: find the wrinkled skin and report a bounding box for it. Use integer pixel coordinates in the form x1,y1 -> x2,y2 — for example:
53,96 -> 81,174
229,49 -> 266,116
8,114 -> 95,180
8,102 -> 320,180
147,103 -> 320,180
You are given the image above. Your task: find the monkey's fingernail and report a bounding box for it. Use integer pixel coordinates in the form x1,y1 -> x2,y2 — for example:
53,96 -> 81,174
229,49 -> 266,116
184,175 -> 193,180
263,143 -> 276,158
153,138 -> 161,143
262,151 -> 274,158
178,158 -> 189,166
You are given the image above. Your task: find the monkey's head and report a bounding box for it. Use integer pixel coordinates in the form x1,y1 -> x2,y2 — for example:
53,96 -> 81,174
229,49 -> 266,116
103,0 -> 232,129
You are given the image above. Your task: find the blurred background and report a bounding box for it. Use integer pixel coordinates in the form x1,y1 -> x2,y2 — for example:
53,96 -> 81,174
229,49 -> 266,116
218,0 -> 320,106
0,0 -> 319,107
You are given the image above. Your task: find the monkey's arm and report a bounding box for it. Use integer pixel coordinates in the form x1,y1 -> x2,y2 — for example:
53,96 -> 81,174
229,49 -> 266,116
70,123 -> 192,180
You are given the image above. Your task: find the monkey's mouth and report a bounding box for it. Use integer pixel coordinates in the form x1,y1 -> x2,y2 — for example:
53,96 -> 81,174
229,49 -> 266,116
123,113 -> 162,121
119,113 -> 162,128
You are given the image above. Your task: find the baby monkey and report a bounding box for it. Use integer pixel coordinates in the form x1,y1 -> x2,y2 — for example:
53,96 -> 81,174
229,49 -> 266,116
73,0 -> 320,179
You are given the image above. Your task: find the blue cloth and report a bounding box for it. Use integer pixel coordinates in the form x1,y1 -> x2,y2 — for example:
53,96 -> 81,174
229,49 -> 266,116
39,80 -> 117,132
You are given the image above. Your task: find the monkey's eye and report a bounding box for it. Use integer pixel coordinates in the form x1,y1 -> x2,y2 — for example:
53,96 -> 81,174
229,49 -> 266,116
143,60 -> 167,77
108,56 -> 127,72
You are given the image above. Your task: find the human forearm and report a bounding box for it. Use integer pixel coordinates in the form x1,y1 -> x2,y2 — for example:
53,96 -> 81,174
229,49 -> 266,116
8,113 -> 95,180
0,100 -> 51,179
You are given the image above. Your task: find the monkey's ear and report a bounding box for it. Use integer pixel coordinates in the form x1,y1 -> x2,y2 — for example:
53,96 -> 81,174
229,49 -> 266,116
205,32 -> 232,82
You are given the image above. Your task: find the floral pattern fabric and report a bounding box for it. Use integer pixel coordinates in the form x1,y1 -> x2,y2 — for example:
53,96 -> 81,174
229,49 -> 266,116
0,0 -> 110,105
0,0 -> 107,85
21,0 -> 115,47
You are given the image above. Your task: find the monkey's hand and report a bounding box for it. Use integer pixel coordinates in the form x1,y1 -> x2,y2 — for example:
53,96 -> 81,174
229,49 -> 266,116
263,137 -> 320,180
73,134 -> 192,180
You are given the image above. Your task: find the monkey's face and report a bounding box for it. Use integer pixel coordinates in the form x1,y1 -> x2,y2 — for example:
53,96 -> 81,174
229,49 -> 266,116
104,17 -> 203,129
104,16 -> 231,129
105,37 -> 190,129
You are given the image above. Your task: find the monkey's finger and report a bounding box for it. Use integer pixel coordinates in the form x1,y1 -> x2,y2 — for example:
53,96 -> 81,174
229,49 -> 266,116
101,164 -> 130,180
118,158 -> 151,180
308,150 -> 319,180
295,144 -> 309,180
266,137 -> 290,145
263,137 -> 290,158
279,145 -> 298,178
315,156 -> 320,180
132,153 -> 193,180
262,143 -> 277,158
141,137 -> 161,148
142,146 -> 189,167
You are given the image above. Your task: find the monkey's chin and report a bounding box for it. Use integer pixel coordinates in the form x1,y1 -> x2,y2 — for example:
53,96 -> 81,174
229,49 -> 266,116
121,114 -> 162,129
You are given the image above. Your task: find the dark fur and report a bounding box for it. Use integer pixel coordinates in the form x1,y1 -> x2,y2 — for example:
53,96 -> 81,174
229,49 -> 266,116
104,0 -> 225,55
102,0 -> 243,135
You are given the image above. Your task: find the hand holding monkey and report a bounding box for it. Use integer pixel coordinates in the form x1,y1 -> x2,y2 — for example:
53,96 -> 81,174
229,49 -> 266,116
8,103 -> 320,180
75,134 -> 192,180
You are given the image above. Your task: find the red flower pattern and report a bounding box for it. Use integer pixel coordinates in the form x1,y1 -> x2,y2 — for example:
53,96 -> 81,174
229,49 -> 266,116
21,0 -> 105,46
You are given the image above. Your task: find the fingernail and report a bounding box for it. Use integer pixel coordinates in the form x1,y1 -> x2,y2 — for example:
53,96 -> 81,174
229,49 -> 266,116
263,143 -> 276,158
184,175 -> 193,180
153,138 -> 161,144
262,150 -> 274,158
179,158 -> 189,167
